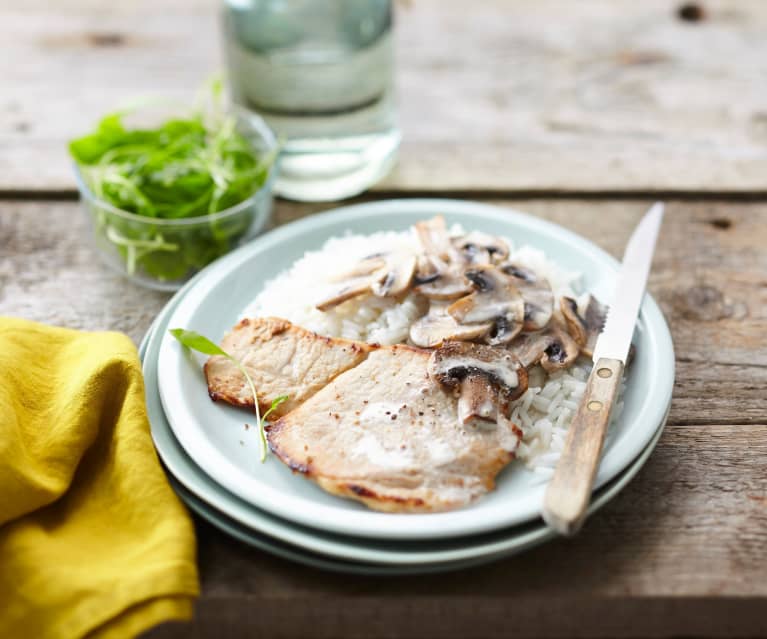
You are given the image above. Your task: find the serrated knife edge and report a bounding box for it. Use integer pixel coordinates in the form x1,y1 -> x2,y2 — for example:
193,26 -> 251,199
591,202 -> 664,364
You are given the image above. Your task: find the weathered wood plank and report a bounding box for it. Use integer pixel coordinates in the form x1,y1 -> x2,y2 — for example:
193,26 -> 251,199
4,198 -> 766,638
2,198 -> 766,427
671,360 -> 767,425
150,597 -> 767,639
3,0 -> 767,193
186,424 -> 767,599
144,422 -> 767,639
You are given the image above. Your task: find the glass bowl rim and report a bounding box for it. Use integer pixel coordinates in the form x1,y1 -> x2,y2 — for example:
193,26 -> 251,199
72,105 -> 278,228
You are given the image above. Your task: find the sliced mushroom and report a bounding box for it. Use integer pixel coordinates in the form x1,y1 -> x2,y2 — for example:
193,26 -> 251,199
507,316 -> 581,372
414,267 -> 474,300
428,341 -> 528,426
330,253 -> 387,282
446,266 -> 525,344
560,295 -> 607,357
484,316 -> 523,346
428,340 -> 528,399
500,263 -> 554,331
415,215 -> 454,261
371,253 -> 417,297
452,231 -> 509,265
412,216 -> 473,299
318,251 -> 418,309
448,266 -> 523,323
412,253 -> 441,286
409,304 -> 492,348
316,276 -> 373,312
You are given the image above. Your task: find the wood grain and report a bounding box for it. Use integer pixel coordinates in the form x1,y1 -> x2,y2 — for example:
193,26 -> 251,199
3,197 -> 766,637
2,196 -> 765,389
4,0 -> 767,194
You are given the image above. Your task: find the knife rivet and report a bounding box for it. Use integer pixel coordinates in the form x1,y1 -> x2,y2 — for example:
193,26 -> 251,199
597,367 -> 612,378
588,400 -> 603,412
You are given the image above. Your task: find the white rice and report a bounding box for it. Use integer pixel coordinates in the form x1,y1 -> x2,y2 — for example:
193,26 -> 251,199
243,226 -> 621,473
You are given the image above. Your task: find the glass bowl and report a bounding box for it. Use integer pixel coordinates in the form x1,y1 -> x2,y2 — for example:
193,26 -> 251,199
73,107 -> 277,291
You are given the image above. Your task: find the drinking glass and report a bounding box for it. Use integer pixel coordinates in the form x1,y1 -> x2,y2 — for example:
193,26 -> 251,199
222,0 -> 399,201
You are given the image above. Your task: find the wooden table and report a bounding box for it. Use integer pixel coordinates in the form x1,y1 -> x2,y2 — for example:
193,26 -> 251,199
2,1 -> 766,637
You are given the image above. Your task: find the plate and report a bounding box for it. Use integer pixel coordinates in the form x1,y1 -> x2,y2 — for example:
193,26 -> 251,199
156,199 -> 675,540
143,289 -> 669,567
144,306 -> 669,572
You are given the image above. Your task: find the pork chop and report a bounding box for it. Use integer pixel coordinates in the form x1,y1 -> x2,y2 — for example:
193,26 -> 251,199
204,317 -> 373,418
267,345 -> 522,512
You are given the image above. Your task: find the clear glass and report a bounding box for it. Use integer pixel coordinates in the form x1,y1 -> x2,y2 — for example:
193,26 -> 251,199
74,108 -> 277,292
222,0 -> 399,202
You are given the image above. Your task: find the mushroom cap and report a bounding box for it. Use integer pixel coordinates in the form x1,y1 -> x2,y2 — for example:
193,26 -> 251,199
371,253 -> 417,298
316,276 -> 373,312
539,329 -> 580,372
452,231 -> 510,266
412,216 -> 478,299
507,317 -> 581,372
317,251 -> 418,309
330,254 -> 387,282
412,254 -> 441,286
560,295 -> 607,357
447,265 -> 525,325
500,263 -> 554,331
428,340 -> 528,399
428,341 -> 529,427
409,305 -> 492,348
485,315 -> 524,346
414,267 -> 474,300
415,215 -> 454,261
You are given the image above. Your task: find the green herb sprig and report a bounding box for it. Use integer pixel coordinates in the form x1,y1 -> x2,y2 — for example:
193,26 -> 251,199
169,328 -> 285,461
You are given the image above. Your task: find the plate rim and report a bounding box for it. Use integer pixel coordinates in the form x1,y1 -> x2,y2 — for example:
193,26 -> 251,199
169,477 -> 528,577
155,198 -> 675,540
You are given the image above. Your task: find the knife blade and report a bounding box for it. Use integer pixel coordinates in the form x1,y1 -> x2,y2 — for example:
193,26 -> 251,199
592,202 -> 665,364
542,202 -> 665,535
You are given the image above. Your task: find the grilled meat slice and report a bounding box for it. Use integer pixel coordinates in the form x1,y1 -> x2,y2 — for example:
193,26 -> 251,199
267,345 -> 522,513
204,317 -> 373,418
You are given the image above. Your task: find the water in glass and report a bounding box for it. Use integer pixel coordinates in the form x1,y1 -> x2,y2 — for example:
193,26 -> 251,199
223,0 -> 399,201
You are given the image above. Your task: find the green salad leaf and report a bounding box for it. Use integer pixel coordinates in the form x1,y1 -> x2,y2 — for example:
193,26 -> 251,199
71,87 -> 276,282
169,328 -> 283,462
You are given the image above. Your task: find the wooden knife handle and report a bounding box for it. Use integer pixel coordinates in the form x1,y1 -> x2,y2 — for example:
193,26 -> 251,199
542,357 -> 624,535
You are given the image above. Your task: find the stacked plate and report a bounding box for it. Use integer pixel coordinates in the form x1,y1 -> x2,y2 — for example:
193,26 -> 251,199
141,199 -> 674,575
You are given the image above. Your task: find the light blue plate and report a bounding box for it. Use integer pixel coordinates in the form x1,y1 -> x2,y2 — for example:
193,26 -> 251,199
154,199 -> 675,540
141,199 -> 672,572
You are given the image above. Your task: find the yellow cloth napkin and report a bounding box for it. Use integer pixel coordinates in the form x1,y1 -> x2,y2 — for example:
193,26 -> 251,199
0,317 -> 199,639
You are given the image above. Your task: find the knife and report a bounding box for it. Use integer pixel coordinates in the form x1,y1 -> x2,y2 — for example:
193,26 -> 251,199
542,202 -> 665,535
